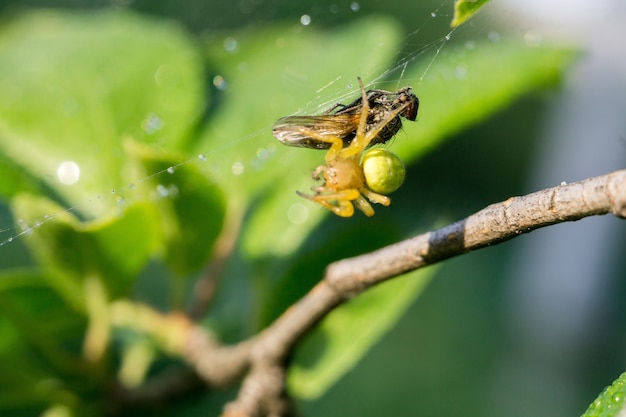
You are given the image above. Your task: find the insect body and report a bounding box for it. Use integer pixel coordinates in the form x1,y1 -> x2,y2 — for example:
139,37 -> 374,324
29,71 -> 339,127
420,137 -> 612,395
272,78 -> 418,217
273,85 -> 418,150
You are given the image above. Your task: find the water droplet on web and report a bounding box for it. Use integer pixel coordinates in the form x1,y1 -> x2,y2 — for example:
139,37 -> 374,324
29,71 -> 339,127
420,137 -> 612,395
198,154 -> 207,162
57,160 -> 80,185
231,161 -> 245,175
350,2 -> 360,12
488,31 -> 500,42
223,37 -> 239,53
129,183 -> 136,190
213,75 -> 227,91
17,220 -> 31,235
288,203 -> 309,224
6,237 -> 13,243
300,14 -> 311,26
137,178 -> 143,183
141,113 -> 164,134
524,32 -> 542,47
167,166 -> 175,174
111,189 -> 116,194
156,184 -> 169,197
445,34 -> 451,41
253,146 -> 275,171
256,147 -> 269,160
156,184 -> 178,198
431,12 -> 437,17
455,64 -> 468,79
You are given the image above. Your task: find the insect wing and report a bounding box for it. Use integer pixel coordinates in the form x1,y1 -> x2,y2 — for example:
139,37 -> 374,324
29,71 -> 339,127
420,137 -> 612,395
272,114 -> 360,150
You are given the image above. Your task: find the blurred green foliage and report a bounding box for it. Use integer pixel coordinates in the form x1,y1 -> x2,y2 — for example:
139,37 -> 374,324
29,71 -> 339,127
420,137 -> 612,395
0,2 -> 605,416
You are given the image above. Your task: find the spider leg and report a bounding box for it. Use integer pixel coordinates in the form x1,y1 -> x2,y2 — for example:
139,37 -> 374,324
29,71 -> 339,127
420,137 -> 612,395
300,188 -> 361,201
292,127 -> 345,164
297,189 -> 360,217
353,195 -> 375,217
337,77 -> 370,159
311,165 -> 326,180
360,187 -> 391,206
339,81 -> 413,159
358,100 -> 412,150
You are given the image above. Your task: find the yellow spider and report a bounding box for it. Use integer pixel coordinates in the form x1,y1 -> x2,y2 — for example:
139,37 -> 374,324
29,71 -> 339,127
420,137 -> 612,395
273,77 -> 418,217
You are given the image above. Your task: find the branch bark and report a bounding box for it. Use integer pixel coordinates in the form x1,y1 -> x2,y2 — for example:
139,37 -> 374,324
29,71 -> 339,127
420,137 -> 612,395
187,169 -> 626,417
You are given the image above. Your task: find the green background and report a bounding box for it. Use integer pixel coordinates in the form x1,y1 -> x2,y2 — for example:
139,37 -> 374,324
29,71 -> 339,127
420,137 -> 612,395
0,0 -> 624,416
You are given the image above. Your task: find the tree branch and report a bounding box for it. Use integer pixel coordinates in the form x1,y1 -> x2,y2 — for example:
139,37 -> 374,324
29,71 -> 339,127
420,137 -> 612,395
116,170 -> 624,415
326,168 -> 626,295
217,169 -> 626,416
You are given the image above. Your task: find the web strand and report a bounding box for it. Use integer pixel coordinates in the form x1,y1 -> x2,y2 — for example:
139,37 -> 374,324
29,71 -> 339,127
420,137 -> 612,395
0,0 -> 458,249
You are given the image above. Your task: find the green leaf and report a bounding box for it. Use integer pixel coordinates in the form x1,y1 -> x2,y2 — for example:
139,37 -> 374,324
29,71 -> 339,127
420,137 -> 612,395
288,267 -> 436,399
126,141 -> 227,276
0,8 -> 226,297
0,8 -> 584,414
192,17 -> 414,342
198,16 -> 404,258
0,269 -> 85,360
254,31 -> 577,399
451,0 -> 491,28
11,196 -> 160,308
395,39 -> 578,163
582,372 -> 626,417
0,269 -> 89,412
0,10 -> 207,217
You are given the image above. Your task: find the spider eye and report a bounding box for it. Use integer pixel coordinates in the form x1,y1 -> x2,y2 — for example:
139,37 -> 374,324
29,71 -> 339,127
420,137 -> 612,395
362,149 -> 406,194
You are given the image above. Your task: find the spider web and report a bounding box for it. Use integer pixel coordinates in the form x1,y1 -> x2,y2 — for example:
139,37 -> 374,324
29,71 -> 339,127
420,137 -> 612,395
0,0 -> 474,249
3,2 -> 625,416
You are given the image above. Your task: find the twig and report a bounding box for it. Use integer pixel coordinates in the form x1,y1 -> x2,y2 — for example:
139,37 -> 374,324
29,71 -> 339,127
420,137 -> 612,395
114,170 -> 626,415
326,168 -> 626,293
189,207 -> 244,319
218,169 -> 626,417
